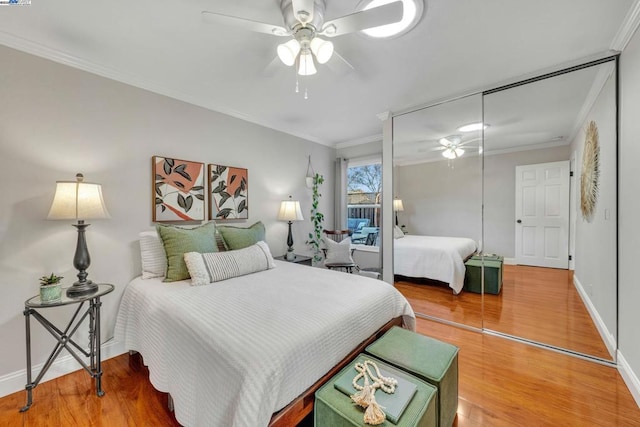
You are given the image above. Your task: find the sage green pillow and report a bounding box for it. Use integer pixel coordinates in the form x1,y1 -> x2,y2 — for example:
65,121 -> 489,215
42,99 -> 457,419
156,222 -> 218,282
218,221 -> 266,250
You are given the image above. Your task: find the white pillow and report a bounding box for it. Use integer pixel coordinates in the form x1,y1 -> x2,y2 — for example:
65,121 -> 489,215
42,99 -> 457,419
183,241 -> 276,286
139,231 -> 167,279
323,237 -> 354,265
394,225 -> 405,239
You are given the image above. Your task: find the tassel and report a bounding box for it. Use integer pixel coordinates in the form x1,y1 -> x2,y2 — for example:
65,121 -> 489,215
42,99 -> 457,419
351,376 -> 373,408
363,393 -> 386,425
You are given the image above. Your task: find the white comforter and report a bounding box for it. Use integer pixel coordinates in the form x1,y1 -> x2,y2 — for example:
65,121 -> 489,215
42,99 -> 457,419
115,261 -> 415,427
394,235 -> 477,294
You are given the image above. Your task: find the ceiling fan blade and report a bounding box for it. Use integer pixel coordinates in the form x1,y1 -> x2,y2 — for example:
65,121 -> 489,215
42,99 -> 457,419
326,51 -> 355,76
291,0 -> 315,24
202,11 -> 290,36
320,1 -> 403,38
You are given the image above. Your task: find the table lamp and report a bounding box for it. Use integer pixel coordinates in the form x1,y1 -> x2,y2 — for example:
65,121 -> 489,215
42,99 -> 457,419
47,173 -> 110,297
393,198 -> 404,226
277,196 -> 304,260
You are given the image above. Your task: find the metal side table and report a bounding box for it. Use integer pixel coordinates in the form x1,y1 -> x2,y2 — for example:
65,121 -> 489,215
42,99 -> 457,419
20,283 -> 114,412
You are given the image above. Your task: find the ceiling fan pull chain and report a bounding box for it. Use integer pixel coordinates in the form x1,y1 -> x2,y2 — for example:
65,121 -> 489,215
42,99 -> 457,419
304,86 -> 309,100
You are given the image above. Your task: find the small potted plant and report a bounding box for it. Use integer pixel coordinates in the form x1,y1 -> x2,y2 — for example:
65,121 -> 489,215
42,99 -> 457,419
39,273 -> 63,302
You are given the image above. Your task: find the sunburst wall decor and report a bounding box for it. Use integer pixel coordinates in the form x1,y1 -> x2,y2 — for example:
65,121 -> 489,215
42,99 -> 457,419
580,121 -> 600,220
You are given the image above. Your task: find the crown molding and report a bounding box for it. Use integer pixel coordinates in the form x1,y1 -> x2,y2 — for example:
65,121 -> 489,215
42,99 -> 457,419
0,31 -> 333,147
335,133 -> 383,149
610,0 -> 640,51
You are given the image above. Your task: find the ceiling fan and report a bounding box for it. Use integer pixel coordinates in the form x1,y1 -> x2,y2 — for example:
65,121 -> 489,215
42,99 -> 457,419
425,135 -> 482,159
202,0 -> 404,76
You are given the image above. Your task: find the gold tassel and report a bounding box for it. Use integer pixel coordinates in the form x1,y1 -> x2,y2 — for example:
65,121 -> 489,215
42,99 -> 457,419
363,392 -> 386,425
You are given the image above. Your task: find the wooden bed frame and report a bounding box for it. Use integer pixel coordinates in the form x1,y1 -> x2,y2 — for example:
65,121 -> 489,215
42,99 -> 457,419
268,316 -> 403,426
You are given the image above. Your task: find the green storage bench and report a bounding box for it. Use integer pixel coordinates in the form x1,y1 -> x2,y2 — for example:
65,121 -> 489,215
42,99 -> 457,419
315,353 -> 438,427
463,254 -> 503,295
365,327 -> 459,427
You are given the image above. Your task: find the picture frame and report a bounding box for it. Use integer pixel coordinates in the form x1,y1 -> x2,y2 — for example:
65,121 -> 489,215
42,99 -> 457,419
152,156 -> 205,222
208,164 -> 248,220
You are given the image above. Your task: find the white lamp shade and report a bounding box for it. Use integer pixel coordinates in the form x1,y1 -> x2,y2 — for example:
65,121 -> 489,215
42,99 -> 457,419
310,37 -> 334,64
393,198 -> 404,212
278,200 -> 304,221
47,180 -> 110,220
277,39 -> 301,66
442,148 -> 464,159
298,51 -> 317,76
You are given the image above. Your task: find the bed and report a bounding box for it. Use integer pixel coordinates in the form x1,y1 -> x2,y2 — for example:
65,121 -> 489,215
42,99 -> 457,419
394,235 -> 477,294
115,260 -> 415,427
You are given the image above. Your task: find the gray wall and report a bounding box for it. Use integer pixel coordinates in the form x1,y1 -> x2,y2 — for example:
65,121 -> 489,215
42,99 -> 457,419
620,26 -> 640,403
484,146 -> 570,258
570,71 -> 617,347
395,156 -> 483,246
0,45 -> 335,388
396,146 -> 569,257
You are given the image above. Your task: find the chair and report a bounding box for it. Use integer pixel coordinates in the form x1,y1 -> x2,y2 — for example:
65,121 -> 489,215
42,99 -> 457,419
322,230 -> 357,273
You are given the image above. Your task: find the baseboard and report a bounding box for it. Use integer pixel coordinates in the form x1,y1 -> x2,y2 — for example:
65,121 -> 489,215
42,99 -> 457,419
0,339 -> 126,399
573,275 -> 617,358
617,350 -> 640,408
503,257 -> 517,265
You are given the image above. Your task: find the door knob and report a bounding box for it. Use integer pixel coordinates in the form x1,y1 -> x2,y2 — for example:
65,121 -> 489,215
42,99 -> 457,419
517,219 -> 522,223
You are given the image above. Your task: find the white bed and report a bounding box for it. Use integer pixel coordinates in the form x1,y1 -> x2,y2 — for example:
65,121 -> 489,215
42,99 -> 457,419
115,260 -> 415,427
394,235 -> 477,294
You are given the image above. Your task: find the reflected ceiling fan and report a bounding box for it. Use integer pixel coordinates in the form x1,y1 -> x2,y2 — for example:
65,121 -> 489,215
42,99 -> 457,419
420,135 -> 482,159
202,0 -> 404,76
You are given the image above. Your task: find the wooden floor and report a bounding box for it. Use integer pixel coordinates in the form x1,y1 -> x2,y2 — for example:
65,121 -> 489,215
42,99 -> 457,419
396,264 -> 612,359
1,317 -> 638,426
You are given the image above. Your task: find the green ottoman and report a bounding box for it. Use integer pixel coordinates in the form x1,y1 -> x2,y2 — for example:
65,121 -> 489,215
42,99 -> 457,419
365,327 -> 459,427
463,257 -> 503,294
315,354 -> 437,427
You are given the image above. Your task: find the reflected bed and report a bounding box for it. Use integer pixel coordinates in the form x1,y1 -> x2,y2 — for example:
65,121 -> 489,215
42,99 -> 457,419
394,235 -> 477,294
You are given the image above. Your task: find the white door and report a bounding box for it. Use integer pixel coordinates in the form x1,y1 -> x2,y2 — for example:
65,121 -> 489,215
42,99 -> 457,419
515,161 -> 570,269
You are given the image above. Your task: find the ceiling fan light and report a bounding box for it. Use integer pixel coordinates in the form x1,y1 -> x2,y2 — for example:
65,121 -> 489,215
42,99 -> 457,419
442,149 -> 455,159
310,38 -> 334,64
455,148 -> 465,157
439,137 -> 451,147
277,39 -> 301,66
298,51 -> 317,75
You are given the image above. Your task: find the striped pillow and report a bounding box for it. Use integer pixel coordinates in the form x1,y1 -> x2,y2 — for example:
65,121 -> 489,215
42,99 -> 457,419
183,241 -> 275,286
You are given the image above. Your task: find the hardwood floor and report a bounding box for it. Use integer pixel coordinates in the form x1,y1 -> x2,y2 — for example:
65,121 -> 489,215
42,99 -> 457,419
396,264 -> 611,359
1,316 -> 638,426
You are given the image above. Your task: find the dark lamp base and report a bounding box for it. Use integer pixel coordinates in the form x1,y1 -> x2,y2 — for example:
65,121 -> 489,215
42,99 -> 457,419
66,281 -> 98,298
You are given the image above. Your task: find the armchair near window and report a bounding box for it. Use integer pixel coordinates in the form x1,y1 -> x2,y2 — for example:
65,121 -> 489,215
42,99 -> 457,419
321,230 -> 357,273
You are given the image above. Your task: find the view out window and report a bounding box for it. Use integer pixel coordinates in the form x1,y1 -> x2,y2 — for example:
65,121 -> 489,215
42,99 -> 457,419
347,159 -> 381,246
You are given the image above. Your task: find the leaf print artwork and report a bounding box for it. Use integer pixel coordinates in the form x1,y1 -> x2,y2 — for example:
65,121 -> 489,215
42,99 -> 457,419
208,164 -> 248,220
152,156 -> 205,222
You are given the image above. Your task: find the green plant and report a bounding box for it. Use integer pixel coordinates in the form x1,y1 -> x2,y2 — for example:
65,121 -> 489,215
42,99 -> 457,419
306,173 -> 325,263
39,273 -> 63,286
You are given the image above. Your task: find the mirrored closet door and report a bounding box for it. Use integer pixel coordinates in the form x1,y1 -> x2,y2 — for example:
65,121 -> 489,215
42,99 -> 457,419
392,94 -> 483,330
482,58 -> 618,361
389,56 -> 618,362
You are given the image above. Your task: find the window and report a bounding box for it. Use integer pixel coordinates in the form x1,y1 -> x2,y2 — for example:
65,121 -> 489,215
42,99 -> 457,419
347,158 -> 381,246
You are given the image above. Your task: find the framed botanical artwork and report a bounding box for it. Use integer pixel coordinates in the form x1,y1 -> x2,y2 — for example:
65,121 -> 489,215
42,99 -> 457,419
208,164 -> 248,220
153,156 -> 205,222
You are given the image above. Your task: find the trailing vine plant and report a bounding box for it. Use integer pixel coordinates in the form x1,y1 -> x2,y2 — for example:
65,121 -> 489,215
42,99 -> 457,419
306,173 -> 325,263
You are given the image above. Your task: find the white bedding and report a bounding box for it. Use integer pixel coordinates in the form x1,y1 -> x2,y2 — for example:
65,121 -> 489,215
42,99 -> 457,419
394,235 -> 477,294
115,260 -> 415,427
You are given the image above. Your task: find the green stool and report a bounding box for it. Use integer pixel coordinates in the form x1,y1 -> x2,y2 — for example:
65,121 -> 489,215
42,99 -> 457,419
365,327 -> 459,427
464,257 -> 503,294
315,354 -> 437,427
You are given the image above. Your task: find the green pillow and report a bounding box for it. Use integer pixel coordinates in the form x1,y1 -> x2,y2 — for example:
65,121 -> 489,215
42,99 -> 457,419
217,221 -> 266,250
156,222 -> 218,282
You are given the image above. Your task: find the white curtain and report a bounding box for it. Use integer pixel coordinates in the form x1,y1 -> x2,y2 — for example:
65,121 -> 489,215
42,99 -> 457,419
334,157 -> 348,230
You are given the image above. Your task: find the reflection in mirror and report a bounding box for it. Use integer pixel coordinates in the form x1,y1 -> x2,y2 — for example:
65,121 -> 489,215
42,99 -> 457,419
482,59 -> 617,361
392,94 -> 483,329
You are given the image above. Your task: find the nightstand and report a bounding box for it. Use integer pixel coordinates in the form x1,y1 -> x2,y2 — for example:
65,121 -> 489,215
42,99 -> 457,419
20,283 -> 114,412
274,254 -> 313,266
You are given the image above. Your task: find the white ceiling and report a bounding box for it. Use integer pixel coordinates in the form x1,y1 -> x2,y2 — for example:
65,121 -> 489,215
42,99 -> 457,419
0,0 -> 636,146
